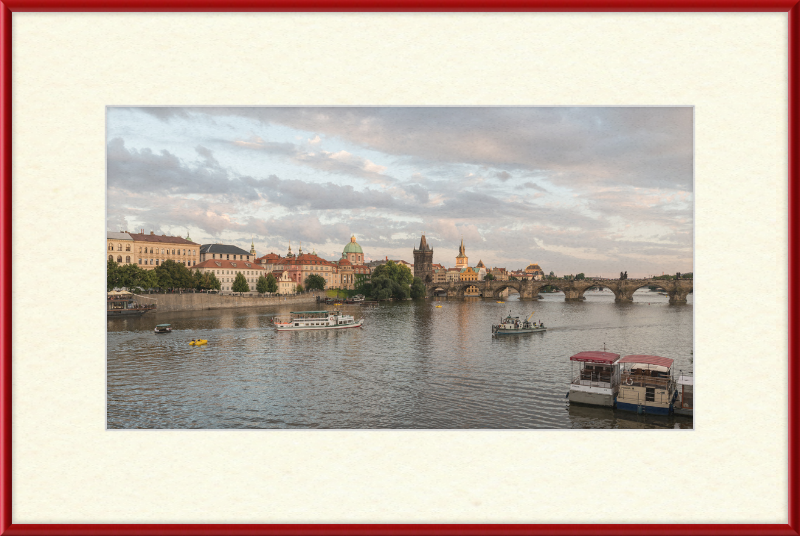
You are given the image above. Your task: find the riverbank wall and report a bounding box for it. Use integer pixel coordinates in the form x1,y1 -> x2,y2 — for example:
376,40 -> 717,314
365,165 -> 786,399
133,292 -> 324,313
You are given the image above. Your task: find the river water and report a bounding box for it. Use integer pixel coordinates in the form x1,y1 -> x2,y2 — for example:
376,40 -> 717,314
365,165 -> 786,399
107,289 -> 693,429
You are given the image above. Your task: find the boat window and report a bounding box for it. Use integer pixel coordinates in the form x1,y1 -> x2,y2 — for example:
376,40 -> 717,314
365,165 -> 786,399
645,387 -> 655,402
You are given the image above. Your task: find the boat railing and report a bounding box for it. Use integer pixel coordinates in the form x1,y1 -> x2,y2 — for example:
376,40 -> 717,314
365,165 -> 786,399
620,372 -> 672,389
572,378 -> 612,389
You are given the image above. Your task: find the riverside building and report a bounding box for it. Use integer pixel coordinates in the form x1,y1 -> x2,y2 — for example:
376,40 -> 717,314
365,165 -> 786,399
191,258 -> 265,294
108,230 -> 200,269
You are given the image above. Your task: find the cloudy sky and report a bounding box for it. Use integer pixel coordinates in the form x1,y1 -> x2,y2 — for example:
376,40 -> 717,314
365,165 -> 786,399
107,107 -> 693,277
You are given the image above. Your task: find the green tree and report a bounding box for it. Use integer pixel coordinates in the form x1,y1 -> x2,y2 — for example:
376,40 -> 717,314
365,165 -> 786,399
508,275 -> 518,281
371,261 -> 412,286
296,284 -> 304,293
483,273 -> 495,281
304,274 -> 326,291
370,275 -> 410,301
232,272 -> 250,295
265,273 -> 278,293
549,271 -> 555,278
256,275 -> 269,295
575,273 -> 585,280
410,277 -> 426,299
155,259 -> 194,290
107,259 -> 120,291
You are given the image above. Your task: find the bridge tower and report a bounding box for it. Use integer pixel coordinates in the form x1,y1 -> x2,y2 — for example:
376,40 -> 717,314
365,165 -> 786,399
413,234 -> 434,283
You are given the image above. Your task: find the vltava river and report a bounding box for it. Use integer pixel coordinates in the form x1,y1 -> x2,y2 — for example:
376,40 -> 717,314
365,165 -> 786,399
107,289 -> 693,429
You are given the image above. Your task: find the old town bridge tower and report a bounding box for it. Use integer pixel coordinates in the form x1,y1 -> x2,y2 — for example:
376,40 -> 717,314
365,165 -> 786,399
413,234 -> 434,283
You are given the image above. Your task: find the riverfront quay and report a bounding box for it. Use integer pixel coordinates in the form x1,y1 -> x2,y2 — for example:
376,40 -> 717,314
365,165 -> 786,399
108,288 -> 693,429
130,291 -> 323,313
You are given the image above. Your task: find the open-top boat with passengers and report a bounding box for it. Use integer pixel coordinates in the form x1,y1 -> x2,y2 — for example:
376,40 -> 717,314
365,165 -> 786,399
567,351 -> 621,407
616,355 -> 677,415
273,310 -> 363,331
491,312 -> 545,336
154,324 -> 172,334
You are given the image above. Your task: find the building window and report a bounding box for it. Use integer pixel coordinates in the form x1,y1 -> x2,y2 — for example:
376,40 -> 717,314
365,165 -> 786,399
126,244 -> 131,251
156,259 -> 160,265
126,256 -> 130,263
108,255 -> 113,262
117,243 -> 122,251
117,255 -> 122,262
138,258 -> 142,264
108,244 -> 113,251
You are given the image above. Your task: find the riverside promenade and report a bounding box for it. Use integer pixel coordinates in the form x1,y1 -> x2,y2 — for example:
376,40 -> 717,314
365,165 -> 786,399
132,291 -> 324,313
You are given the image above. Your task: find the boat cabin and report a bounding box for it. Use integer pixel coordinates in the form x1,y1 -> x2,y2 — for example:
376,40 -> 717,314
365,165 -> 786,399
568,351 -> 621,407
674,371 -> 693,417
616,355 -> 677,415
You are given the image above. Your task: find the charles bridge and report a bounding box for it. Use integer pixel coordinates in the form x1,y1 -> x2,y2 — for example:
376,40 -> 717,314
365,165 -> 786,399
424,278 -> 693,304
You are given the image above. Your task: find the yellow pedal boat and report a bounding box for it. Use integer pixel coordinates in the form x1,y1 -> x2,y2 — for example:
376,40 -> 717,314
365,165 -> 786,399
189,339 -> 207,346
435,305 -> 442,308
496,301 -> 505,304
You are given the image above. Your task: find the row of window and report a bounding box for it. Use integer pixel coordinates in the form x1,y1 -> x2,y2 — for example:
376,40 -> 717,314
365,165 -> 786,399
108,256 -> 197,267
108,243 -> 197,255
210,254 -> 250,260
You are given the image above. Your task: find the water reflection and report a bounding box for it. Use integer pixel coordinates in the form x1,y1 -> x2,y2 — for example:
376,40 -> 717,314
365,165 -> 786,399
107,291 -> 692,429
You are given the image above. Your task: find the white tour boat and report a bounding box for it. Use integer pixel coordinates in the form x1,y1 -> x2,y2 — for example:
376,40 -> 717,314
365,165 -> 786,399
273,310 -> 363,331
567,351 -> 621,407
674,371 -> 693,417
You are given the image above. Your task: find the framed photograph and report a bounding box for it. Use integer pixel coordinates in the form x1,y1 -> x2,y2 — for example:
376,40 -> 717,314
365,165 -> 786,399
2,1 -> 797,534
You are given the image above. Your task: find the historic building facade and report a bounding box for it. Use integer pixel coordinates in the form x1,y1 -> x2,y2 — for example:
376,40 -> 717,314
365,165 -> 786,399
108,230 -> 200,270
525,263 -> 545,280
413,234 -> 434,283
191,258 -> 265,294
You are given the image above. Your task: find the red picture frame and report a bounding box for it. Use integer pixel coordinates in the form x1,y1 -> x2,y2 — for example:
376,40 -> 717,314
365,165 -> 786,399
1,2 -> 797,535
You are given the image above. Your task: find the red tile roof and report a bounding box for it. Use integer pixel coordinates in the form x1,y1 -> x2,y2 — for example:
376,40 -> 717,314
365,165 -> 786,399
128,232 -> 198,245
257,253 -> 284,262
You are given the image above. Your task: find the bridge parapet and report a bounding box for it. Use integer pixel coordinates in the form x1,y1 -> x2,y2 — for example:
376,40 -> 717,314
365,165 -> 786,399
425,278 -> 692,304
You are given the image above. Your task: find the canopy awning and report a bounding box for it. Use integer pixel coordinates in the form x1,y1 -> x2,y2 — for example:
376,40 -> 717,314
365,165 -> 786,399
619,355 -> 674,369
569,351 -> 620,364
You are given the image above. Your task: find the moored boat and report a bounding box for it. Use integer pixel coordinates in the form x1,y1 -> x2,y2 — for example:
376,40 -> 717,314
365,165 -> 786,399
674,371 -> 693,417
616,355 -> 677,415
491,313 -> 545,335
567,351 -> 621,407
107,291 -> 156,317
273,310 -> 363,331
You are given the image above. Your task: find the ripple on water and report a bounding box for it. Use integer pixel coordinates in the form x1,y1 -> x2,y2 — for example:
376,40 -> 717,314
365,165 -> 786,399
107,293 -> 693,429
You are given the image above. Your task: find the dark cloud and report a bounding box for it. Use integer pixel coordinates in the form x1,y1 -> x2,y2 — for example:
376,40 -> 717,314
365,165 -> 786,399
130,106 -> 693,191
495,171 -> 512,181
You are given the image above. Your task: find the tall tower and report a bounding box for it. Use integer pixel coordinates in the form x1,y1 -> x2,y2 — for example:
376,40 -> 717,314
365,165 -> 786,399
250,237 -> 256,258
413,234 -> 434,283
455,238 -> 468,269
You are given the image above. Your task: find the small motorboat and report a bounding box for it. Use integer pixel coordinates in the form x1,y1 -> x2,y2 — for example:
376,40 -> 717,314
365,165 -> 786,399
435,305 -> 442,308
496,301 -> 505,303
189,339 -> 207,346
154,324 -> 172,334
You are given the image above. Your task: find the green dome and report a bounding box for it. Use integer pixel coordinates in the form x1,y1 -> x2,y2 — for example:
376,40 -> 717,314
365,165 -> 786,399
343,236 -> 363,254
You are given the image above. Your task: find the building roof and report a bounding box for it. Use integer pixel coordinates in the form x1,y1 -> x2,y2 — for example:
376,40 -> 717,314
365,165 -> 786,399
618,355 -> 674,368
295,253 -> 336,266
200,244 -> 251,256
343,235 -> 363,254
107,232 -> 133,241
338,258 -> 352,266
257,253 -> 284,263
526,263 -> 543,272
570,351 -> 621,364
192,259 -> 265,270
416,234 -> 432,252
476,260 -> 485,268
128,232 -> 198,245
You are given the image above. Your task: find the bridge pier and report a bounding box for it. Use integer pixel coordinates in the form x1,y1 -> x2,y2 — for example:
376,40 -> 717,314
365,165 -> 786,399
563,290 -> 584,301
669,291 -> 689,304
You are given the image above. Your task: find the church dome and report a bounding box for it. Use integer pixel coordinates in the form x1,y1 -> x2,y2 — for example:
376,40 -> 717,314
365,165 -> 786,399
342,235 -> 363,254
